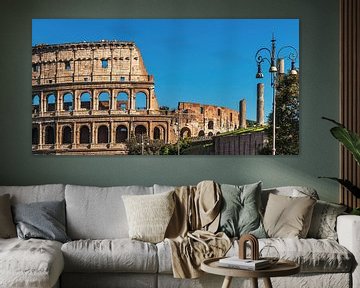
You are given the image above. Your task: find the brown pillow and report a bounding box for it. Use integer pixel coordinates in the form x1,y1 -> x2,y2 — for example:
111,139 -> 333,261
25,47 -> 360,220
0,194 -> 17,238
263,193 -> 316,238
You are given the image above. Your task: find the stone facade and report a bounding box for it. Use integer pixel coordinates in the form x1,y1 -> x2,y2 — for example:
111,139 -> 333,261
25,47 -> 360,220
32,41 -> 239,155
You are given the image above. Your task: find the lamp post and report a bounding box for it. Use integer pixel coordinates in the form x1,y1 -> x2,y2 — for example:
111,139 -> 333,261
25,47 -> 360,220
255,34 -> 298,155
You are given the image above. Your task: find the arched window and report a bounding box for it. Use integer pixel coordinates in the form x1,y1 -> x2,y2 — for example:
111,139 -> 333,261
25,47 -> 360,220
135,125 -> 147,138
32,94 -> 40,114
116,92 -> 128,110
208,120 -> 214,130
136,92 -> 147,110
153,126 -> 165,140
63,93 -> 73,111
198,130 -> 205,137
97,125 -> 109,143
46,93 -> 56,112
45,126 -> 55,144
98,91 -> 110,110
62,126 -> 72,144
180,127 -> 191,138
208,132 -> 214,137
32,127 -> 39,145
80,126 -> 90,144
80,92 -> 91,110
116,125 -> 128,143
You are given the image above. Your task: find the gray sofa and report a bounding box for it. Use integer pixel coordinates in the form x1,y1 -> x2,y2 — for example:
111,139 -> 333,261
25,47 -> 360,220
0,184 -> 359,288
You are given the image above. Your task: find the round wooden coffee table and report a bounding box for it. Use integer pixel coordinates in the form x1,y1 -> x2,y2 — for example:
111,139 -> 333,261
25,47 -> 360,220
201,257 -> 300,288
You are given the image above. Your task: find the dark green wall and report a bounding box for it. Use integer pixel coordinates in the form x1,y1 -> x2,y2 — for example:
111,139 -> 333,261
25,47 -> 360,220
0,0 -> 340,202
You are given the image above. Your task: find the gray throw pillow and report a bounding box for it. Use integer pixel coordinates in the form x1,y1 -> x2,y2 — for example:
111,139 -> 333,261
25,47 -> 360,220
12,200 -> 70,243
0,194 -> 17,238
218,182 -> 266,238
307,200 -> 347,240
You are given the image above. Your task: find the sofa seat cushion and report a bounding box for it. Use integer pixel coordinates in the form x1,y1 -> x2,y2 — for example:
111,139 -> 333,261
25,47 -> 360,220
229,238 -> 354,273
61,239 -> 158,273
157,238 -> 354,274
0,238 -> 64,288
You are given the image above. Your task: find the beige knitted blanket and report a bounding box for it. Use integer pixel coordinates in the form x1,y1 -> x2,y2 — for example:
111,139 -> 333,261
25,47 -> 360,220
165,180 -> 231,279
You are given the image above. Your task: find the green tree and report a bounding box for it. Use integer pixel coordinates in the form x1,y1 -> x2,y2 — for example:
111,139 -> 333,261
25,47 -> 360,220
127,132 -> 164,155
262,73 -> 299,155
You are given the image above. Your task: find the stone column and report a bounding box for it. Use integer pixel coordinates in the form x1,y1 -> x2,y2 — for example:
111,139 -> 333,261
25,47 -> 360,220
239,99 -> 247,128
42,92 -> 47,113
111,89 -> 117,110
72,123 -> 77,148
110,121 -> 115,144
277,58 -> 285,74
56,91 -> 61,113
257,83 -> 265,125
38,123 -> 43,148
74,90 -> 79,111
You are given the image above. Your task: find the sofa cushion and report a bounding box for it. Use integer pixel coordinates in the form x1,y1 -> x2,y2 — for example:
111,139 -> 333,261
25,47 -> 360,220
65,185 -> 153,239
61,239 -> 158,273
263,193 -> 316,238
307,200 -> 347,240
157,237 -> 353,274
122,191 -> 175,243
0,184 -> 65,204
0,194 -> 16,238
12,200 -> 70,243
218,182 -> 266,238
226,238 -> 353,274
261,186 -> 319,213
0,238 -> 64,288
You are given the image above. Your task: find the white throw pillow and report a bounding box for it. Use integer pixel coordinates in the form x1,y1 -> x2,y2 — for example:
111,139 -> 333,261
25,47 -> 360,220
122,191 -> 175,243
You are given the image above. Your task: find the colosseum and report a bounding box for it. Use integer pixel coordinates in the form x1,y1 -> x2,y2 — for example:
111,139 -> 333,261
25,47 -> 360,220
32,40 -> 240,155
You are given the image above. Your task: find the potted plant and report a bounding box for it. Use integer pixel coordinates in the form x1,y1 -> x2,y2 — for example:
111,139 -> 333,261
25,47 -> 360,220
320,117 -> 360,215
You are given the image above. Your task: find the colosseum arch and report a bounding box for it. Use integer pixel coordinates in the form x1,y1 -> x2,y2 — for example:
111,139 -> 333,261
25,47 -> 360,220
98,91 -> 110,110
45,125 -> 55,144
135,92 -> 147,110
32,126 -> 39,145
198,130 -> 205,137
62,126 -> 72,144
32,94 -> 40,114
79,125 -> 91,144
63,92 -> 74,111
80,92 -> 92,110
97,125 -> 109,143
46,93 -> 56,112
116,92 -> 128,110
116,125 -> 128,143
135,125 -> 147,138
153,126 -> 165,140
180,127 -> 191,138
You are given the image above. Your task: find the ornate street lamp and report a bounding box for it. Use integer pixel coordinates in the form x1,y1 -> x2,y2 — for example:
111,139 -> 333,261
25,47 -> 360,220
255,34 -> 298,155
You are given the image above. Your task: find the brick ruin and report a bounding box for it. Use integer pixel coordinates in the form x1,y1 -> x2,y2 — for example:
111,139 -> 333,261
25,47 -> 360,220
32,40 -> 241,155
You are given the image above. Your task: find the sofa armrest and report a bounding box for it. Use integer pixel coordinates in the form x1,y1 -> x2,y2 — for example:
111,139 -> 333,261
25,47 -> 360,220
337,215 -> 360,288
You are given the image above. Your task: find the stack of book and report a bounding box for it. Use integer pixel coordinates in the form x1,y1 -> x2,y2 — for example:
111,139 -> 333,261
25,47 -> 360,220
218,257 -> 271,270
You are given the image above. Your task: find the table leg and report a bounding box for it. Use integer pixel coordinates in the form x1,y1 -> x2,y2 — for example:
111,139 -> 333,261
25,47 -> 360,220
251,278 -> 258,288
263,277 -> 273,288
221,276 -> 233,288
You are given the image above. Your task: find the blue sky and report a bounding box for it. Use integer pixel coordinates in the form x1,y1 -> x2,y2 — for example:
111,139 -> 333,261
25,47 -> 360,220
32,19 -> 299,121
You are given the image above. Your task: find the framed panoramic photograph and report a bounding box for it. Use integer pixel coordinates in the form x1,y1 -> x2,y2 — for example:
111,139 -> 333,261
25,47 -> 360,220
31,19 -> 299,156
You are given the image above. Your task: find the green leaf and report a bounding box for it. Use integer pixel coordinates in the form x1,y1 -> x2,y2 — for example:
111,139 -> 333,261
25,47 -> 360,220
330,127 -> 360,165
322,117 -> 360,165
318,177 -> 360,198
